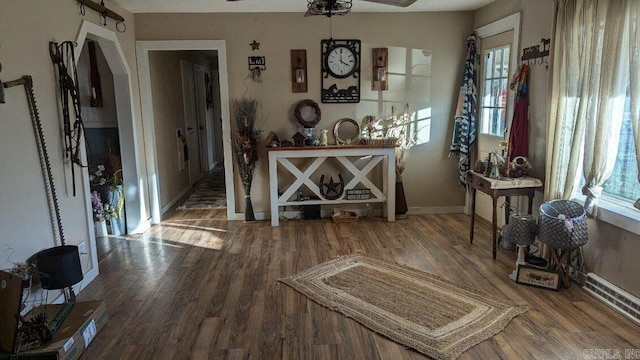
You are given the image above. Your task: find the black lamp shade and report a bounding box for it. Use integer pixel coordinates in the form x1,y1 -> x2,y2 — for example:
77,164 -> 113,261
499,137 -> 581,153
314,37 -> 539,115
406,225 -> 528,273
36,245 -> 83,290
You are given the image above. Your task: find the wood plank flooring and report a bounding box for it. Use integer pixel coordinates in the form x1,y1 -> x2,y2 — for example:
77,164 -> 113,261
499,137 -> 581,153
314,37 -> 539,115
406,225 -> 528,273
78,210 -> 639,359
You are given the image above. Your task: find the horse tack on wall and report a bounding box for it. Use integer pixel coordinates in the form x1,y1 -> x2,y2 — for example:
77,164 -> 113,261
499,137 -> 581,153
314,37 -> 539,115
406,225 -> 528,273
76,0 -> 127,32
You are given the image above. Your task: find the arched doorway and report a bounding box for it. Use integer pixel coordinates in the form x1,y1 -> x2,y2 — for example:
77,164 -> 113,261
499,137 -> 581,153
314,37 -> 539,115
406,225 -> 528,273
74,21 -> 148,285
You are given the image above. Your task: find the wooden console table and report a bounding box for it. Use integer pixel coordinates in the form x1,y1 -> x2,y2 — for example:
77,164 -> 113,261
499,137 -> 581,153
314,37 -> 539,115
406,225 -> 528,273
267,145 -> 396,226
467,171 -> 543,259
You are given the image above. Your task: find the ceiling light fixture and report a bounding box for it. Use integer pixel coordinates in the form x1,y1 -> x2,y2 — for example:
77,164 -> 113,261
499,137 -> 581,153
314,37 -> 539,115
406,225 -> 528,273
306,0 -> 352,17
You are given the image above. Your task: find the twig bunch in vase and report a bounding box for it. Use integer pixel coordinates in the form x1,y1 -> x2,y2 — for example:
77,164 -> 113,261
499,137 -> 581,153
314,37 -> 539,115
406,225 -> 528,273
232,98 -> 263,222
392,104 -> 415,217
367,104 -> 415,179
365,104 -> 415,216
393,104 -> 415,181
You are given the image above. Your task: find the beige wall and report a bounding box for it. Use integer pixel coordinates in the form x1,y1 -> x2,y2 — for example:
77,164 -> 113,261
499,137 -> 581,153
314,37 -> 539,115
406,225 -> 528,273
78,41 -> 118,127
135,12 -> 475,215
475,0 -> 640,298
0,1 -> 139,277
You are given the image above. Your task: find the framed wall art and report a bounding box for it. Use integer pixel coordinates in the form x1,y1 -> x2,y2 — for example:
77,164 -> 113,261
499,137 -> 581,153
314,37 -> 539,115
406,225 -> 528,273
515,265 -> 560,291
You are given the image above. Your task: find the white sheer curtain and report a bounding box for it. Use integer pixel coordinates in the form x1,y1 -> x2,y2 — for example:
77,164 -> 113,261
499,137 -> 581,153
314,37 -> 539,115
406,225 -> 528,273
545,0 -> 639,215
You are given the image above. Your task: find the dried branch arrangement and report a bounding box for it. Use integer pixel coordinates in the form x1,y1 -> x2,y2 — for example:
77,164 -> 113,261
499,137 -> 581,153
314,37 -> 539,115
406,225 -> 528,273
232,97 -> 263,221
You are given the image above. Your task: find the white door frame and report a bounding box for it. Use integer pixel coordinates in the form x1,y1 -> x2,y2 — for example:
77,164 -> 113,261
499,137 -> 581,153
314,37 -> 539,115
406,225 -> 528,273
465,13 -> 522,215
74,20 -> 150,290
476,12 -> 522,139
136,40 -> 236,222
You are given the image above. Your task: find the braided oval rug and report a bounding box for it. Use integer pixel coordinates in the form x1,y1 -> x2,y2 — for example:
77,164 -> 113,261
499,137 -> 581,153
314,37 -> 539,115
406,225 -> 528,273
279,254 -> 527,360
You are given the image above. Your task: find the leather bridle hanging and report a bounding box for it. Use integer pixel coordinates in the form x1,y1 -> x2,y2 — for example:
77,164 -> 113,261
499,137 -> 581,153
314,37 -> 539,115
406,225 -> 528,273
49,41 -> 86,196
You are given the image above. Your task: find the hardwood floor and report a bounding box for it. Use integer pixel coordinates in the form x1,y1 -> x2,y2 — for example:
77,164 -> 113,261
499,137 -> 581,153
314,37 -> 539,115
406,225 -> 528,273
78,210 -> 639,359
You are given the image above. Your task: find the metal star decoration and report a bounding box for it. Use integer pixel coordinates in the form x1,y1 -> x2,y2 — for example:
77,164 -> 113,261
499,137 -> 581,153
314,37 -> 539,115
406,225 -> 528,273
319,174 -> 345,200
250,40 -> 260,51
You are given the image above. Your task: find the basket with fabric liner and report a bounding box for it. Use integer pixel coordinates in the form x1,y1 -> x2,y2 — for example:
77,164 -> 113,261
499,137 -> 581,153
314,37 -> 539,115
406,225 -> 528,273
537,200 -> 588,249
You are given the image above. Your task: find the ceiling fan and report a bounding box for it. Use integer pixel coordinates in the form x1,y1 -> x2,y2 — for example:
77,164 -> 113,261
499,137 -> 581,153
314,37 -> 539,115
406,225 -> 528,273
305,0 -> 417,17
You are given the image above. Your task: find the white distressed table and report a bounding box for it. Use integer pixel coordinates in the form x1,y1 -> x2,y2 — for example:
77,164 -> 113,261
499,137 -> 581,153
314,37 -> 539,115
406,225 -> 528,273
267,145 -> 396,226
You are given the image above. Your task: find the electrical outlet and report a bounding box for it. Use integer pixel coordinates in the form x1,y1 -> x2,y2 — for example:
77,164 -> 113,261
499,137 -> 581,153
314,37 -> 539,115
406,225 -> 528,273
78,241 -> 88,255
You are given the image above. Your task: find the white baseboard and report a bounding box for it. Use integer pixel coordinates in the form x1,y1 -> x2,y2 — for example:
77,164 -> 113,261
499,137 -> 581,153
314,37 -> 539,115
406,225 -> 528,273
232,206 -> 465,221
161,186 -> 192,215
129,217 -> 151,234
408,206 -> 465,215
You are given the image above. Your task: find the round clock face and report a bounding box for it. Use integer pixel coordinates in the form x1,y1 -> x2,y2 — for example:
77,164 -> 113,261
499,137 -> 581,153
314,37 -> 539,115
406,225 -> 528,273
326,45 -> 357,78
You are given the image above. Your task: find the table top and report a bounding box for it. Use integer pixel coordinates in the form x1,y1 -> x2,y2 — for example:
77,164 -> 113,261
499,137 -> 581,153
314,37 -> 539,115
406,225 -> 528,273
468,171 -> 543,189
265,144 -> 396,151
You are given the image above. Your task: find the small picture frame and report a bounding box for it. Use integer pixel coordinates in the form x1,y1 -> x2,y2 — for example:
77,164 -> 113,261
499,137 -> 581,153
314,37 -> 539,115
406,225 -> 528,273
515,265 -> 560,291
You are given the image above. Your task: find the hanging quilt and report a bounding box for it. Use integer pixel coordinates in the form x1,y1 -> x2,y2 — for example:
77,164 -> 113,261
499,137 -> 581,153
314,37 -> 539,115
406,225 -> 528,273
449,33 -> 478,185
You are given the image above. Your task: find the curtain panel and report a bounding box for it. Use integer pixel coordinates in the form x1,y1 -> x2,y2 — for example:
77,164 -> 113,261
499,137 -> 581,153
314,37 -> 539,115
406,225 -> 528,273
631,3 -> 640,209
545,0 -> 639,214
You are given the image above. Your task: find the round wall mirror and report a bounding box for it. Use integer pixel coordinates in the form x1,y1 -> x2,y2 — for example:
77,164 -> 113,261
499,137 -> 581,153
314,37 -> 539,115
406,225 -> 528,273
333,118 -> 360,145
295,99 -> 321,128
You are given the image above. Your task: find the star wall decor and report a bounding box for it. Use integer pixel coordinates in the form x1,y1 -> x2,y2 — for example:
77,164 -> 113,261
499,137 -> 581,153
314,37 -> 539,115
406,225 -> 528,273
250,40 -> 260,51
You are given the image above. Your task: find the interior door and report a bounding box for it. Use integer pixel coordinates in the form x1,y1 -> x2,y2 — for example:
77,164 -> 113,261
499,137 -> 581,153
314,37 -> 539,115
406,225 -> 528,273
193,64 -> 209,173
180,60 -> 203,185
476,30 -> 514,225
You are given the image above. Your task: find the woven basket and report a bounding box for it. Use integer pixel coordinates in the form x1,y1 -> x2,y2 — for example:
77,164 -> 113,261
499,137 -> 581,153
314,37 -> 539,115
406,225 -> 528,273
332,208 -> 359,223
503,214 -> 537,245
538,200 -> 588,249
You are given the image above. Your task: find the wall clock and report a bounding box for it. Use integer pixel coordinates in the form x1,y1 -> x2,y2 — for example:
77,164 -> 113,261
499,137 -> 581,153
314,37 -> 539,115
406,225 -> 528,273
321,39 -> 361,103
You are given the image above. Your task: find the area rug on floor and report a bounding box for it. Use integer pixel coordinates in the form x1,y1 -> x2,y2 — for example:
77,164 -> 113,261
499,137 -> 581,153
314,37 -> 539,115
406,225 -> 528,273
279,254 -> 527,360
177,167 -> 226,210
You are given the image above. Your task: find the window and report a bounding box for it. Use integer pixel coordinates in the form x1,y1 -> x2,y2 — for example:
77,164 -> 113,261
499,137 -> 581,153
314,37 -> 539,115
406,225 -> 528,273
576,86 -> 640,219
480,45 -> 510,137
601,88 -> 640,203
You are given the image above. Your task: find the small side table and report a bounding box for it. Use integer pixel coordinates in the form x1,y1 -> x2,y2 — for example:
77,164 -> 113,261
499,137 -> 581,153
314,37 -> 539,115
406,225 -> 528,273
467,171 -> 543,259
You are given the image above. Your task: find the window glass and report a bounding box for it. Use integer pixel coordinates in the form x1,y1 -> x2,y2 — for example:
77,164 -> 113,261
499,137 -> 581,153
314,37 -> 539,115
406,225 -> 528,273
602,89 -> 640,202
480,45 -> 510,137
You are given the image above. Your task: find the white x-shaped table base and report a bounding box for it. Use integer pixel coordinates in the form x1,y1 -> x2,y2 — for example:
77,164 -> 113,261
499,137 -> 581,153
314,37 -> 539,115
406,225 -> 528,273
268,146 -> 396,226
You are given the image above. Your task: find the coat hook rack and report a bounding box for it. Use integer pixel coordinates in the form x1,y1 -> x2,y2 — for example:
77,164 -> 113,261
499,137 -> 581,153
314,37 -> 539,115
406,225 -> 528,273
521,38 -> 550,69
77,0 -> 126,32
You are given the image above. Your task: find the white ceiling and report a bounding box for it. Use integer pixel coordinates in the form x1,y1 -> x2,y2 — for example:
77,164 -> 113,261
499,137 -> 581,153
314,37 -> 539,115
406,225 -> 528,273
111,0 -> 495,14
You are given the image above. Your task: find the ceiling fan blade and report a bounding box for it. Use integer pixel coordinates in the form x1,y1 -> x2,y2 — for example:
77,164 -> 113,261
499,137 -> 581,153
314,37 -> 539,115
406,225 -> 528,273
361,0 -> 417,7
